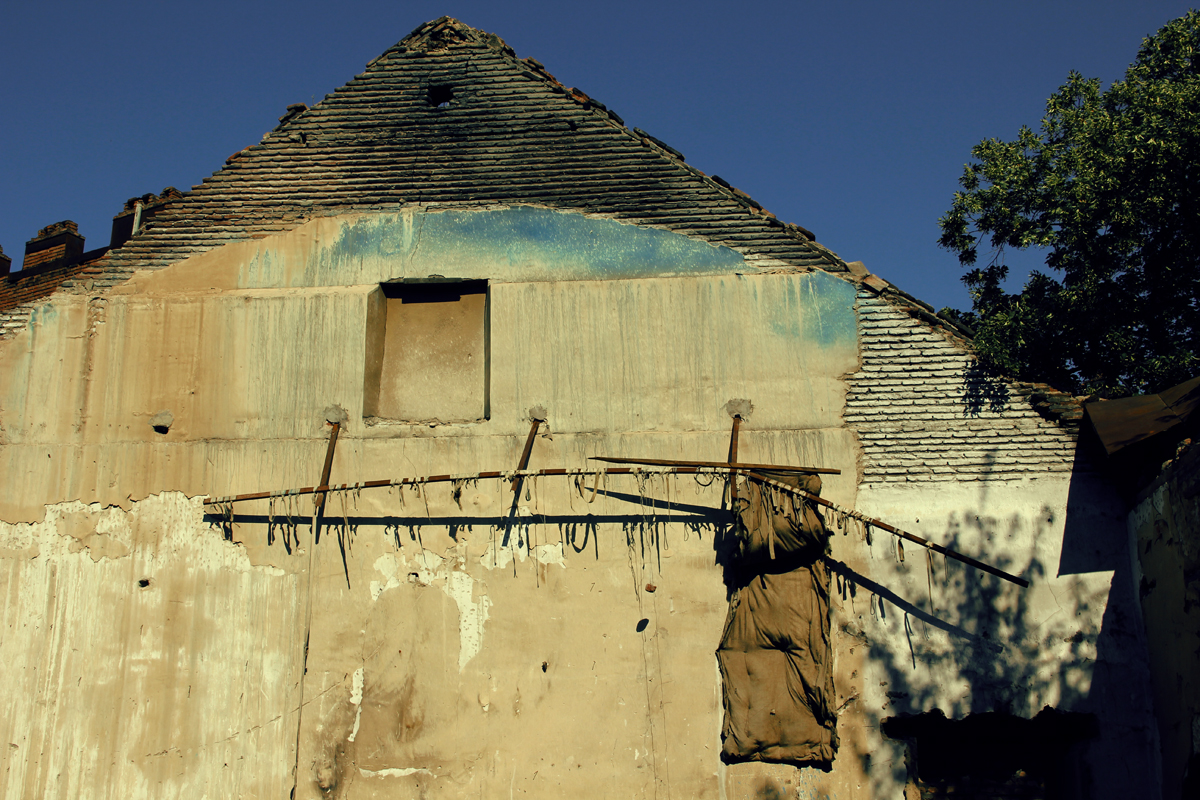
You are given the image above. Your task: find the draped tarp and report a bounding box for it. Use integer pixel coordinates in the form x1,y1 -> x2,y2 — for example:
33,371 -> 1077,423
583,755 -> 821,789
717,473 -> 838,764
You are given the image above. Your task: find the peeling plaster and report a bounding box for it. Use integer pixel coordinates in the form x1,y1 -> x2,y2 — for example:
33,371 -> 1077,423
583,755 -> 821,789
358,766 -> 434,778
347,667 -> 364,743
372,547 -> 492,670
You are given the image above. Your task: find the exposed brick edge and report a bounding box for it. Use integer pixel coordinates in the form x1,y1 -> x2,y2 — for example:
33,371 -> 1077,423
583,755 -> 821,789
845,290 -> 1080,485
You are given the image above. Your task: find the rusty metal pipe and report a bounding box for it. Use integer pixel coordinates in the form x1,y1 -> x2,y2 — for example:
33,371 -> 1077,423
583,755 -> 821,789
591,456 -> 839,474
201,466 -> 1024,587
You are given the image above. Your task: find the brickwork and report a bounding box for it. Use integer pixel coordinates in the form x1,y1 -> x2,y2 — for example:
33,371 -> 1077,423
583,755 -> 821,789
20,244 -> 66,270
845,290 -> 1079,484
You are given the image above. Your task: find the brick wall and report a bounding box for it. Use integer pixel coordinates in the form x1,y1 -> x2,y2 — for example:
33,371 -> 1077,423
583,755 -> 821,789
21,244 -> 66,270
845,290 -> 1079,485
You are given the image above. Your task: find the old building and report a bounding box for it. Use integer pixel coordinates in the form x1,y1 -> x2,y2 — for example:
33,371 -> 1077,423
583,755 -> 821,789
0,17 -> 1159,799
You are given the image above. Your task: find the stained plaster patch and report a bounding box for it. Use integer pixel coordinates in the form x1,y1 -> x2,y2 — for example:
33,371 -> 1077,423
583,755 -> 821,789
359,767 -> 434,778
0,494 -> 283,574
371,549 -> 492,670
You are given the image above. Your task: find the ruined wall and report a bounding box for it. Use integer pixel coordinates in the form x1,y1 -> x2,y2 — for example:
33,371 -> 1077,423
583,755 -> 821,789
1129,447 -> 1200,800
0,494 -> 303,798
838,291 -> 1158,797
0,210 -> 1155,798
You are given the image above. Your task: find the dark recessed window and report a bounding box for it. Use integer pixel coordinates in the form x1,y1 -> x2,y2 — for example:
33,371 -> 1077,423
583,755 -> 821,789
428,85 -> 454,108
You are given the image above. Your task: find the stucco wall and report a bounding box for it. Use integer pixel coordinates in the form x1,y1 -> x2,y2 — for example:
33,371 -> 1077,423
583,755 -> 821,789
1129,448 -> 1200,800
0,209 -> 1157,798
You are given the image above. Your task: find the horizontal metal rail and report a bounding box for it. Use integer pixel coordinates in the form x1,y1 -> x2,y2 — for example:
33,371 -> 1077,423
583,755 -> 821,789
590,456 -> 840,474
203,465 -> 1027,587
745,471 -> 1029,588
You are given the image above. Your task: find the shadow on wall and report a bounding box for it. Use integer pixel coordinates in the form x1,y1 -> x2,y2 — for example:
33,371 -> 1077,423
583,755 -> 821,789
837,437 -> 1157,798
203,435 -> 1159,796
961,362 -> 1010,416
206,502 -> 733,586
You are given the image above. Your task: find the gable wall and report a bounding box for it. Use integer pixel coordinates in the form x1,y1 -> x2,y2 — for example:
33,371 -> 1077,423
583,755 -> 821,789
0,14 -> 1162,782
0,211 -> 1161,797
2,212 -> 867,799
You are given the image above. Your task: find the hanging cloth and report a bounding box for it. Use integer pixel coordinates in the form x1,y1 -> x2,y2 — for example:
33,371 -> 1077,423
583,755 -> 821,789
717,472 -> 838,764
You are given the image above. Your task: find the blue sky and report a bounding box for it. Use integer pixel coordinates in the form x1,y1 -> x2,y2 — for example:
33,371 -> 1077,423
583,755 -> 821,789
1,1 -> 1193,311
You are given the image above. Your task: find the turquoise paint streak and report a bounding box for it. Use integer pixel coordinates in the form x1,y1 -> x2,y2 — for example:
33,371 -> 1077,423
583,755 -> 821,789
799,270 -> 857,350
762,270 -> 856,350
281,206 -> 744,286
233,205 -> 856,352
4,304 -> 57,431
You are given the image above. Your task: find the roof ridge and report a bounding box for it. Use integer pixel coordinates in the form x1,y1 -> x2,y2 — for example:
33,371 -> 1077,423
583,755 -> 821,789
397,16 -> 511,56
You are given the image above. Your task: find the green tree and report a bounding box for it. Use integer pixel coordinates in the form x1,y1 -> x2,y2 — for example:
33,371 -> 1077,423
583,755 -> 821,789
938,11 -> 1200,397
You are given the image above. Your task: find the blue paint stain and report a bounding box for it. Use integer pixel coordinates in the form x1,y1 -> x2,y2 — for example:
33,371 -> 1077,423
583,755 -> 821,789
240,206 -> 858,352
28,303 -> 57,327
764,271 -> 856,349
311,206 -> 742,281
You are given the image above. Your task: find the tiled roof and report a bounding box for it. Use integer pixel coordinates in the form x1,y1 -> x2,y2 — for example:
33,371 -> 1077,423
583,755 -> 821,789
0,251 -> 107,319
3,16 -> 849,321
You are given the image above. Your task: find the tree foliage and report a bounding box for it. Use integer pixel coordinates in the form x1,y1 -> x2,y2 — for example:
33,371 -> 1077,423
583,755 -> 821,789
939,11 -> 1200,397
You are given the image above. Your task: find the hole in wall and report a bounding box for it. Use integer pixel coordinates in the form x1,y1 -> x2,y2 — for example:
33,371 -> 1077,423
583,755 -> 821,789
363,280 -> 489,422
149,409 -> 173,434
882,707 -> 1097,799
427,85 -> 454,108
138,578 -> 151,588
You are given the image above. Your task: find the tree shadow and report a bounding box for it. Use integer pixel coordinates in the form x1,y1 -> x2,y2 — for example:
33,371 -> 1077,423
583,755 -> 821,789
846,436 -> 1157,797
962,361 -> 1010,416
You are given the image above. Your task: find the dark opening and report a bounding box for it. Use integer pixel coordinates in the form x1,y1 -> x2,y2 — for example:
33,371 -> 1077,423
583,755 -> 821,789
381,279 -> 485,304
427,85 -> 454,108
883,707 -> 1097,799
152,424 -> 170,435
138,578 -> 151,588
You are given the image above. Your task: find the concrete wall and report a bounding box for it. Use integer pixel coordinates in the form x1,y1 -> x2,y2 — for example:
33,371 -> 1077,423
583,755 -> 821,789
1130,447 -> 1200,800
0,208 -> 1157,798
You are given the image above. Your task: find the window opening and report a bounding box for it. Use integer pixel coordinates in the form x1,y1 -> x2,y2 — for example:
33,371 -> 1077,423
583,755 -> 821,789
364,279 -> 488,423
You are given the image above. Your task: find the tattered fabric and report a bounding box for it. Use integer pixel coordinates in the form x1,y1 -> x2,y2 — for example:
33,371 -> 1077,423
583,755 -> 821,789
717,473 -> 838,764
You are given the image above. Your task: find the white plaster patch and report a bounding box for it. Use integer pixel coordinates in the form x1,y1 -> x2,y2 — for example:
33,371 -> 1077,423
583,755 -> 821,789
533,541 -> 566,567
444,570 -> 491,671
480,539 -> 521,571
411,549 -> 445,585
358,767 -> 433,778
0,494 -> 284,575
373,547 -> 491,671
370,553 -> 402,600
480,536 -> 565,572
347,667 -> 364,743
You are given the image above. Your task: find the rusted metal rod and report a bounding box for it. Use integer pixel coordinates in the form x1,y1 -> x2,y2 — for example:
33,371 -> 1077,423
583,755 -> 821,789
590,456 -> 840,475
728,415 -> 742,504
202,465 -> 1025,587
313,421 -> 340,517
744,471 -> 1030,588
205,467 -> 712,505
511,419 -> 541,492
